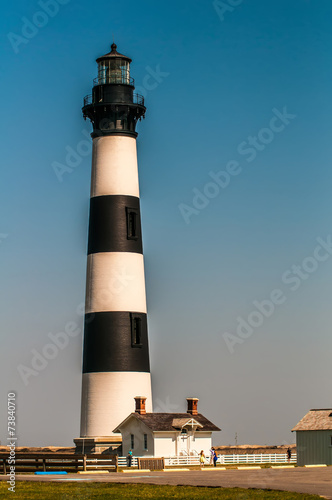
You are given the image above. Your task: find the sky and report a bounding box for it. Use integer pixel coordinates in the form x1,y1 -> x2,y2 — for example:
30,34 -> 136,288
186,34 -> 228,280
1,0 -> 332,448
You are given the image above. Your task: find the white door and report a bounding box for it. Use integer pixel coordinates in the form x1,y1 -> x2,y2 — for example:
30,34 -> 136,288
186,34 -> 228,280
178,430 -> 189,455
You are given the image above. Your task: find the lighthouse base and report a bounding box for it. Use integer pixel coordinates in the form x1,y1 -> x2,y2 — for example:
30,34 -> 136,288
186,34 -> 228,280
73,436 -> 122,454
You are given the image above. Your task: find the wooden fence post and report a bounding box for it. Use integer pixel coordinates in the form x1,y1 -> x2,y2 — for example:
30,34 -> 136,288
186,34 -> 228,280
83,455 -> 87,472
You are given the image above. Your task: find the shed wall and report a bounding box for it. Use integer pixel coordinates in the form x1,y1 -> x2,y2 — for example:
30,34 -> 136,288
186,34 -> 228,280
296,430 -> 332,465
120,418 -> 154,457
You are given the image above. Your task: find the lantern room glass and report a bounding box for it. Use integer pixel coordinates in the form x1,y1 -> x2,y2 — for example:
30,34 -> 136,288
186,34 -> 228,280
97,59 -> 130,85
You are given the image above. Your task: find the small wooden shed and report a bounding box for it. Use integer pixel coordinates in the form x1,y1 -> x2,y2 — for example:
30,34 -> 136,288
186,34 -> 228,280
292,408 -> 332,466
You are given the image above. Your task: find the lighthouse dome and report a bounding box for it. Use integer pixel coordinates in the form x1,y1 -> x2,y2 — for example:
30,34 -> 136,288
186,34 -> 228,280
96,43 -> 132,63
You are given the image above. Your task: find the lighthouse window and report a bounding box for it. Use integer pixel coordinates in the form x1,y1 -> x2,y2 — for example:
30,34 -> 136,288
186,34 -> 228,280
98,59 -> 130,85
133,318 -> 142,346
131,434 -> 135,450
131,314 -> 143,347
126,208 -> 138,240
97,64 -> 107,84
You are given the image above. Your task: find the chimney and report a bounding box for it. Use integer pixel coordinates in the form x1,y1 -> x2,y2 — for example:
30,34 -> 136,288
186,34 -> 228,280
134,396 -> 147,415
186,397 -> 199,415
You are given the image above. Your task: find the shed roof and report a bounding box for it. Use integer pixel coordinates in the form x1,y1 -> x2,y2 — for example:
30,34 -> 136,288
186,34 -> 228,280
292,409 -> 332,431
113,413 -> 221,433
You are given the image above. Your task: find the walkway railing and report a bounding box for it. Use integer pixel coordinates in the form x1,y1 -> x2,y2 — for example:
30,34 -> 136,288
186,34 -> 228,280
93,75 -> 135,86
83,93 -> 144,107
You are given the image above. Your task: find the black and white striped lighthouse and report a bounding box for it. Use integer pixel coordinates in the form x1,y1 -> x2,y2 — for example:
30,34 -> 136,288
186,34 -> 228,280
76,43 -> 152,450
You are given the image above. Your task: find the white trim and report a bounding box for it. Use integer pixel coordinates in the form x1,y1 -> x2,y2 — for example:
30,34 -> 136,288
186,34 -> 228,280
113,413 -> 153,434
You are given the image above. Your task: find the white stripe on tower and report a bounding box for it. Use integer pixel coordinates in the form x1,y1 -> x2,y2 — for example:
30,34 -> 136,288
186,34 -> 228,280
80,372 -> 152,437
91,136 -> 140,198
85,252 -> 147,314
80,43 -> 152,439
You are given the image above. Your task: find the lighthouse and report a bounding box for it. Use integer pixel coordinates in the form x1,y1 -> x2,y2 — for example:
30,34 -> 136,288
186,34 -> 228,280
75,43 -> 152,453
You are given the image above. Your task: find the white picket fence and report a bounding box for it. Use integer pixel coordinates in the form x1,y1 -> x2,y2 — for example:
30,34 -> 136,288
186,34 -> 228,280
218,453 -> 297,465
118,456 -> 139,467
118,453 -> 296,467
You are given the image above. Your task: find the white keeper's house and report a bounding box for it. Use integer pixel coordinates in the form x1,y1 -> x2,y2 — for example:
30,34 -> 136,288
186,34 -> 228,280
292,408 -> 332,466
113,397 -> 220,457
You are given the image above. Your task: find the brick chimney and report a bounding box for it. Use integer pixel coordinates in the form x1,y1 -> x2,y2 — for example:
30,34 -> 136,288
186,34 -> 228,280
186,397 -> 199,415
134,396 -> 147,415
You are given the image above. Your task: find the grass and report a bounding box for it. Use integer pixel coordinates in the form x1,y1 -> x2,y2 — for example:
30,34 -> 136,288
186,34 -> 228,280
0,482 -> 322,499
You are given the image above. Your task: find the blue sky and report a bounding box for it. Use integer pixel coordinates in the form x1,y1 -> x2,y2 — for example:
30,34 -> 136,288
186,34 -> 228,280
1,0 -> 332,447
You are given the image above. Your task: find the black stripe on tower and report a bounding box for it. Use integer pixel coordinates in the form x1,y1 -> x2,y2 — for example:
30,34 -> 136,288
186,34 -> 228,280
88,195 -> 143,255
83,312 -> 150,373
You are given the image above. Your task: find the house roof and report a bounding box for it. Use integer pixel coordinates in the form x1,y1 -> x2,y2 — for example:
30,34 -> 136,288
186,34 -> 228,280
113,413 -> 221,433
292,409 -> 332,431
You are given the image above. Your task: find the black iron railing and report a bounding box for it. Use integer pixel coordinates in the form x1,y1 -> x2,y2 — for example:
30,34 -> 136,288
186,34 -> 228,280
84,94 -> 92,107
93,75 -> 135,86
134,93 -> 144,105
83,93 -> 144,107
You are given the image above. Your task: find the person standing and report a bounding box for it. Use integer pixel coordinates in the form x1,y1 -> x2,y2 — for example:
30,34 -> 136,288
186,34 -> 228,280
213,448 -> 218,467
199,450 -> 205,468
287,447 -> 291,463
127,449 -> 133,467
209,447 -> 214,465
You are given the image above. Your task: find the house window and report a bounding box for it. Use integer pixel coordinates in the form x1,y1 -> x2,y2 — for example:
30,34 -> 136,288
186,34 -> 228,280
126,208 -> 138,240
131,314 -> 143,348
130,434 -> 134,450
144,434 -> 148,450
330,435 -> 332,446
